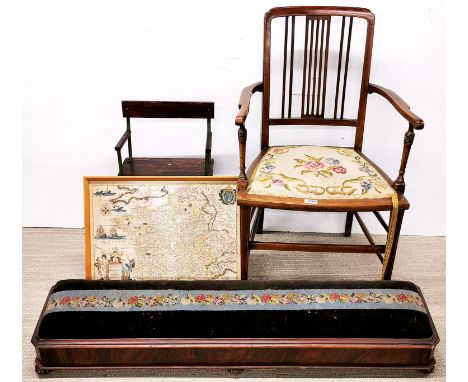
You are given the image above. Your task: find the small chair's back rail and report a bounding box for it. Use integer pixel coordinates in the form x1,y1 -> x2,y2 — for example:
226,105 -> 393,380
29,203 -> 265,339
122,101 -> 214,119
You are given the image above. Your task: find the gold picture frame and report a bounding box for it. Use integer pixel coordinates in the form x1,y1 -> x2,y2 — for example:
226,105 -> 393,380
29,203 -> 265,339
84,176 -> 240,280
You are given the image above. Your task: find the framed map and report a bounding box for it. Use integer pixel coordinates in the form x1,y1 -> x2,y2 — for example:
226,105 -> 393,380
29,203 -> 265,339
84,176 -> 240,280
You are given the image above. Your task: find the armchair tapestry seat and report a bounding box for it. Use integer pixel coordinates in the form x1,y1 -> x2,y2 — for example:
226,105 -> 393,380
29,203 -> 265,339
32,279 -> 439,374
235,7 -> 425,280
248,145 -> 394,200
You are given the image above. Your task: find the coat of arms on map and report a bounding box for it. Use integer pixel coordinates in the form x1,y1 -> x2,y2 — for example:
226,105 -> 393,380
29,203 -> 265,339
84,176 -> 240,280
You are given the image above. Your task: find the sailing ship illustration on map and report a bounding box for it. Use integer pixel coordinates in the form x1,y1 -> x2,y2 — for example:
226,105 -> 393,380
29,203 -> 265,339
94,225 -> 125,240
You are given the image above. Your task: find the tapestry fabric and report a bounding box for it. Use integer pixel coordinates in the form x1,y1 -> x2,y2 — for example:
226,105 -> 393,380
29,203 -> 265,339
44,288 -> 426,314
36,280 -> 433,340
247,145 -> 394,199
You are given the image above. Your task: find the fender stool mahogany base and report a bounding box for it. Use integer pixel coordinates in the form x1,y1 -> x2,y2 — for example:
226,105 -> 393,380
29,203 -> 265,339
32,280 -> 439,375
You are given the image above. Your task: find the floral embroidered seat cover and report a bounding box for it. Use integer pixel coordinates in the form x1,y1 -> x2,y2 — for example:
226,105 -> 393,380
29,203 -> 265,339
248,145 -> 394,199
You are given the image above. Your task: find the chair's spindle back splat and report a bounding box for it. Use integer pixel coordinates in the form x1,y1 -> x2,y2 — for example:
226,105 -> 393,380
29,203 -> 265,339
262,7 -> 375,151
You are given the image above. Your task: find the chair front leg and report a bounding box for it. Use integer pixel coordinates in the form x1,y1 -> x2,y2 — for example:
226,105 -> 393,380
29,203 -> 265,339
239,205 -> 251,280
381,209 -> 405,280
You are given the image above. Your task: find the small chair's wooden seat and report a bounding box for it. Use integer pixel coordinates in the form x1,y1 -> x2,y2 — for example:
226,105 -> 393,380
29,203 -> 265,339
122,157 -> 214,176
32,279 -> 439,374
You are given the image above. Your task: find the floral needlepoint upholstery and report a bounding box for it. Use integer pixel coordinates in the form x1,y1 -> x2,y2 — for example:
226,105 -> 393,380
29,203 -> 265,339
37,280 -> 433,340
247,145 -> 394,199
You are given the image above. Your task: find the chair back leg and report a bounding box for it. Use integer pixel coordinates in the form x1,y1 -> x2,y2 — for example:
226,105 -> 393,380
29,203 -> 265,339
256,208 -> 265,234
344,212 -> 354,237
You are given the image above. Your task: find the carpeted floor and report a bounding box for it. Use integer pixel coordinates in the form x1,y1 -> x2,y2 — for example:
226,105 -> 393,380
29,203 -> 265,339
22,228 -> 445,381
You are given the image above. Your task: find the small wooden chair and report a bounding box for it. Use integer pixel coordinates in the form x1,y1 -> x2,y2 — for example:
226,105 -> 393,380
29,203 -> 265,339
115,101 -> 214,176
235,7 -> 424,280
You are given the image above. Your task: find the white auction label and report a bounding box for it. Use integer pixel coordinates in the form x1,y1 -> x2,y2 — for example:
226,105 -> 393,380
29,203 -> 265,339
304,199 -> 318,205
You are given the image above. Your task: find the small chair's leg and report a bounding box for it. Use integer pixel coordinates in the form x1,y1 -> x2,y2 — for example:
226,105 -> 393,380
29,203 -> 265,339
344,212 -> 353,237
116,150 -> 123,176
381,209 -> 405,280
204,119 -> 212,176
256,208 -> 265,234
239,205 -> 251,280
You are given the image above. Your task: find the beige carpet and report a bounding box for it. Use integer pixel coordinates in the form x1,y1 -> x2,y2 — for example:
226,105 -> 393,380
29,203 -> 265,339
22,228 -> 445,381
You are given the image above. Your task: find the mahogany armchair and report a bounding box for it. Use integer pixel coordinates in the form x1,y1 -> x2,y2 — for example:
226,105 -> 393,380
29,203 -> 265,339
116,101 -> 214,176
235,7 -> 424,280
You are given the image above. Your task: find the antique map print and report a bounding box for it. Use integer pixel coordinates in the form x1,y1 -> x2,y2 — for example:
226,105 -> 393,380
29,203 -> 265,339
85,177 -> 239,280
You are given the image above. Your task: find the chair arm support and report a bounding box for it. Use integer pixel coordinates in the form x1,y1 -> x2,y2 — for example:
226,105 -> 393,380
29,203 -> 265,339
115,130 -> 130,151
235,82 -> 263,191
235,82 -> 264,127
368,83 -> 424,193
368,83 -> 424,129
235,82 -> 263,190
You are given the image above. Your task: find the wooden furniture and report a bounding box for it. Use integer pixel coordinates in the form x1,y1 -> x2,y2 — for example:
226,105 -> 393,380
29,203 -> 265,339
32,279 -> 438,374
116,101 -> 214,176
235,7 -> 424,280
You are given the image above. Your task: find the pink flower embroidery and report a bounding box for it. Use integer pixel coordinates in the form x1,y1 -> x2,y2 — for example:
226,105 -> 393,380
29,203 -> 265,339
270,147 -> 289,155
397,294 -> 408,302
60,296 -> 71,305
213,297 -> 224,305
330,292 -> 340,302
304,160 -> 325,170
127,296 -> 138,305
332,166 -> 347,174
272,179 -> 285,186
261,294 -> 271,302
196,294 -> 205,302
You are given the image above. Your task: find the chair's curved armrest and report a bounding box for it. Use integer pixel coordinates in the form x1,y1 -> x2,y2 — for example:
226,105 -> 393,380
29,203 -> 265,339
235,82 -> 264,126
115,130 -> 130,151
368,83 -> 424,129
